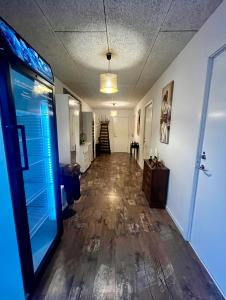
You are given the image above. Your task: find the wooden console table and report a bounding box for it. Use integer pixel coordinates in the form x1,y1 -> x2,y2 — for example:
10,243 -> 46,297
142,159 -> 170,208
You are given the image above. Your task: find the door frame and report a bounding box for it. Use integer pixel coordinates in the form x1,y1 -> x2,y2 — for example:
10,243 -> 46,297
143,100 -> 153,158
187,44 -> 226,241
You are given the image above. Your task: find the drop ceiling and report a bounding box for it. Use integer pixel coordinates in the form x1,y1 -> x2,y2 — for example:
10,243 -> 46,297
0,0 -> 223,108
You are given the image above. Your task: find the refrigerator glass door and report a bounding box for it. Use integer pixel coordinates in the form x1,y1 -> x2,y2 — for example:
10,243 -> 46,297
10,68 -> 58,271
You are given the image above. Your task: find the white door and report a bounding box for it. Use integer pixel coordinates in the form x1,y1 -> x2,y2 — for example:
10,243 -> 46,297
113,116 -> 129,152
143,102 -> 153,159
191,47 -> 226,296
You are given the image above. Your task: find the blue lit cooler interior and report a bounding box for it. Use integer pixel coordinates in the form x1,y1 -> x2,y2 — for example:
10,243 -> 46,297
11,68 -> 58,271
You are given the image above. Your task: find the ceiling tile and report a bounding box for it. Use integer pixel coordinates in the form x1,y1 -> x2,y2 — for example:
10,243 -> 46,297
105,0 -> 172,77
56,31 -> 108,71
36,0 -> 105,31
162,0 -> 223,31
0,0 -> 84,83
137,31 -> 195,92
105,0 -> 171,37
0,0 -> 223,109
56,31 -> 143,84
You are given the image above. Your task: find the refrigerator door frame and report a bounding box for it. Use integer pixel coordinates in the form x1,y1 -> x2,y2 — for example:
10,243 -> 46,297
0,51 -> 62,294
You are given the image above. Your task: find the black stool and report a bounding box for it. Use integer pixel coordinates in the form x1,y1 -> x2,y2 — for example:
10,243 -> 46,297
130,142 -> 139,160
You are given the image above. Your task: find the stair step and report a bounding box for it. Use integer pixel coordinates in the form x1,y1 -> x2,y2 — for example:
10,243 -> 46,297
99,122 -> 111,153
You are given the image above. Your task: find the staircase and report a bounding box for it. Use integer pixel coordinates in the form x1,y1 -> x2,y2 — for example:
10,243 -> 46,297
99,121 -> 111,154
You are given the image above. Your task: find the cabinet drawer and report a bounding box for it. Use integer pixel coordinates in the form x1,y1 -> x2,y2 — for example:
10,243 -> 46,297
143,163 -> 152,175
142,160 -> 169,209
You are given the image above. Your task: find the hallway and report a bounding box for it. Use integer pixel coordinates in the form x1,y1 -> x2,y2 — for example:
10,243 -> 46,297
32,154 -> 222,300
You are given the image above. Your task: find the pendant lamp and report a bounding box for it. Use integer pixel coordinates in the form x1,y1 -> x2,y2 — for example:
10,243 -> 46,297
110,102 -> 118,117
100,52 -> 118,94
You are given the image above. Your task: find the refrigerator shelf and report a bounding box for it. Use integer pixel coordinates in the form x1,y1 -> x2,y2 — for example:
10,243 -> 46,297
19,137 -> 43,142
24,183 -> 48,206
29,155 -> 47,163
28,158 -> 46,168
27,189 -> 49,239
28,211 -> 49,239
17,109 -> 44,117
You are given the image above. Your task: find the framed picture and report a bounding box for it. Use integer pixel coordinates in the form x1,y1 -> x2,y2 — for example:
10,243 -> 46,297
137,109 -> 141,136
160,81 -> 174,144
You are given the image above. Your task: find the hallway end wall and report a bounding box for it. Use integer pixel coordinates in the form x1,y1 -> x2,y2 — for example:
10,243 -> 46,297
94,109 -> 134,153
133,0 -> 226,238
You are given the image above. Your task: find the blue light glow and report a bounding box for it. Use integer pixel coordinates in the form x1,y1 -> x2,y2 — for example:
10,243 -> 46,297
0,19 -> 53,82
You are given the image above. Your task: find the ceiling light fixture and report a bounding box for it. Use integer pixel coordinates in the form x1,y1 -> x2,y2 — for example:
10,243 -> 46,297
110,102 -> 118,117
100,52 -> 118,94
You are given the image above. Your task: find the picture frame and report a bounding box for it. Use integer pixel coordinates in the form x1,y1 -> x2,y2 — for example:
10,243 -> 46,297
160,80 -> 174,144
137,109 -> 141,136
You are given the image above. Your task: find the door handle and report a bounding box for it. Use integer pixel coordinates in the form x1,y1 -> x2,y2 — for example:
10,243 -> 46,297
199,164 -> 212,177
201,151 -> 206,160
17,125 -> 29,171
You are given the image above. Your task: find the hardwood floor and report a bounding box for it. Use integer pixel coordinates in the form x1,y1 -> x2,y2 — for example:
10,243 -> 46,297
32,153 -> 223,300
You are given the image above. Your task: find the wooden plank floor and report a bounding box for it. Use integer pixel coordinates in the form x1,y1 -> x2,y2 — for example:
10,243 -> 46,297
32,153 -> 223,300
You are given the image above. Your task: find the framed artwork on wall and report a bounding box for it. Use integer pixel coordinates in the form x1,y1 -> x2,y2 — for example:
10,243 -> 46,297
137,109 -> 141,136
160,80 -> 174,144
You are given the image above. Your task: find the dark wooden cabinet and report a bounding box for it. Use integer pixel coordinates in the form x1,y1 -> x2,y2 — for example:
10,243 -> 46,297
142,159 -> 170,208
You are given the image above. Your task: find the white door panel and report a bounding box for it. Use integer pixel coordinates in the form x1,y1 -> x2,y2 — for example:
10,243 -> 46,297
191,48 -> 226,296
113,117 -> 129,152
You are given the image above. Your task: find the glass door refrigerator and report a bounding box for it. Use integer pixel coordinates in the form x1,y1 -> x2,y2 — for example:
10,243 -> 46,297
0,18 -> 62,297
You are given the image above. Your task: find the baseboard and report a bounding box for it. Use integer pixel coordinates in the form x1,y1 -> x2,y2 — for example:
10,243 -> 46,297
166,206 -> 185,238
190,244 -> 226,299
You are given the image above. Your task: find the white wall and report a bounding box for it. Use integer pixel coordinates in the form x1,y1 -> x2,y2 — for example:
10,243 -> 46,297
134,0 -> 226,239
55,94 -> 72,164
54,77 -> 92,112
94,109 -> 134,153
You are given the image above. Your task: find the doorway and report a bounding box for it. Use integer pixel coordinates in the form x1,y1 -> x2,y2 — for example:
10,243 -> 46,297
190,45 -> 226,297
143,102 -> 153,159
112,116 -> 129,152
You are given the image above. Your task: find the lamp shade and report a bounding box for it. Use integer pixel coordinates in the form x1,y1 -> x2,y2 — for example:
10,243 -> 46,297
100,73 -> 118,94
110,110 -> 118,117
